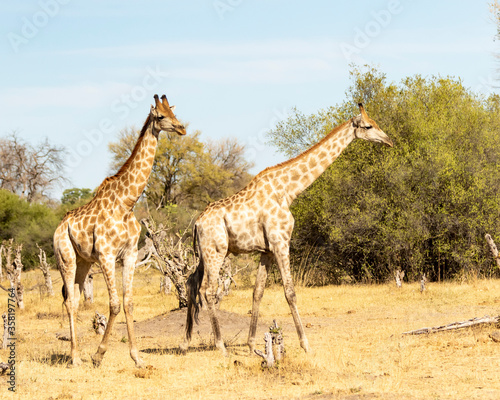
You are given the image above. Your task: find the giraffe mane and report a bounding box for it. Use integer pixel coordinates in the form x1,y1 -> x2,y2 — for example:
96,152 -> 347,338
253,119 -> 351,179
94,115 -> 152,193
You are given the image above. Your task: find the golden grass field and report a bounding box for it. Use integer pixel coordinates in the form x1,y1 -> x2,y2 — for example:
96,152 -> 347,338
1,268 -> 500,400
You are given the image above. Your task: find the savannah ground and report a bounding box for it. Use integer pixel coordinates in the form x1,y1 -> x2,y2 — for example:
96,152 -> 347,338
1,269 -> 499,400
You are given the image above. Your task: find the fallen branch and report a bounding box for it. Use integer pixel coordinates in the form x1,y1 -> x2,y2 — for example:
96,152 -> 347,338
403,315 -> 500,335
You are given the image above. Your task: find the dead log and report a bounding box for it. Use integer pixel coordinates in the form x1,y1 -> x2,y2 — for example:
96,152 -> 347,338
403,315 -> 500,335
485,234 -> 500,269
92,311 -> 107,335
36,243 -> 54,297
254,320 -> 285,367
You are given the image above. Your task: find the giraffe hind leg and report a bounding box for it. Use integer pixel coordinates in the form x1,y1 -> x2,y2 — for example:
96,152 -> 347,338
204,253 -> 227,355
247,252 -> 273,354
92,257 -> 121,367
55,239 -> 82,367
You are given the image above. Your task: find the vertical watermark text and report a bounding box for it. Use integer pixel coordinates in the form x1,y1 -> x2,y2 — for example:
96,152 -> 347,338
6,288 -> 17,392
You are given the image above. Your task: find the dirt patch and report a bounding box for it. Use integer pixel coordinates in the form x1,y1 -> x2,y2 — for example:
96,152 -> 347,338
115,308 -> 271,346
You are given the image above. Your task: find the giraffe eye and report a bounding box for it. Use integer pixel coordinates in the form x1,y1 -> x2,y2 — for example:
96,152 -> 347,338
364,125 -> 372,130
158,115 -> 165,120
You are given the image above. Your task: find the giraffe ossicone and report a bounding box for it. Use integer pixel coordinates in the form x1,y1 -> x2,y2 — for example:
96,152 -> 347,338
181,103 -> 392,356
54,94 -> 186,367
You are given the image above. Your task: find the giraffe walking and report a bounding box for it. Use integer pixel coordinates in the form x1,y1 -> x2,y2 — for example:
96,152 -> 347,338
181,104 -> 392,355
54,94 -> 186,367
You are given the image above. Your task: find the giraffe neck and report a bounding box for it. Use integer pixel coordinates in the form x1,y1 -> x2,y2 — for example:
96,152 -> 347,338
105,115 -> 159,209
274,120 -> 354,203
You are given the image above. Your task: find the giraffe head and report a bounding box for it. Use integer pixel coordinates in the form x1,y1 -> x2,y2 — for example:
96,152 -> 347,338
150,94 -> 186,136
352,103 -> 393,147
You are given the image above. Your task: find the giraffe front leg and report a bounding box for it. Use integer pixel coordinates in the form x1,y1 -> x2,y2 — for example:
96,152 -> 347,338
274,244 -> 311,353
64,280 -> 82,368
248,252 -> 272,354
122,251 -> 144,368
92,259 -> 121,367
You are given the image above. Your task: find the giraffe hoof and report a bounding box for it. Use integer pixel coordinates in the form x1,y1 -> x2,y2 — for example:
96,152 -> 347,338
178,343 -> 188,355
67,357 -> 83,368
91,354 -> 103,368
135,358 -> 145,369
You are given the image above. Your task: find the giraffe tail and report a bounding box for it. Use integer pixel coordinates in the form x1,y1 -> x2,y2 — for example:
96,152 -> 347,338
186,225 -> 204,341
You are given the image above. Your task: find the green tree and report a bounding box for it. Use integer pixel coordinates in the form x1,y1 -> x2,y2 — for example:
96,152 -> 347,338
268,66 -> 500,283
0,189 -> 59,268
61,188 -> 93,205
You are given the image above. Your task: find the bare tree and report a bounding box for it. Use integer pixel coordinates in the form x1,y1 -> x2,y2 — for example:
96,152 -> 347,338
36,243 -> 54,297
420,273 -> 427,293
140,216 -> 246,308
0,132 -> 67,202
394,270 -> 405,288
5,241 -> 24,309
140,218 -> 196,308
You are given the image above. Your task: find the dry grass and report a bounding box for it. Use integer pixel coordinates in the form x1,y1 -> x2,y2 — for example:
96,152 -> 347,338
1,269 -> 500,399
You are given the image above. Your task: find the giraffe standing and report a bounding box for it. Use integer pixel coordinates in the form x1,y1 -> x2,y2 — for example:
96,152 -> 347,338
54,94 -> 186,367
181,104 -> 393,355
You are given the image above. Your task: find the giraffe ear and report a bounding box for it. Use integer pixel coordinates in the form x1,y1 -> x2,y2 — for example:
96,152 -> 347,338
170,105 -> 176,112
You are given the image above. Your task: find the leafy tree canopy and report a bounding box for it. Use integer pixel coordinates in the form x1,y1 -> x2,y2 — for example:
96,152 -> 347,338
268,65 -> 500,284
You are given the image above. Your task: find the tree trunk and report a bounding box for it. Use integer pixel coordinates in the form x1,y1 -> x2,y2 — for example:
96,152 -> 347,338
394,270 -> 405,288
83,273 -> 94,304
140,218 -> 195,309
160,274 -> 172,295
6,243 -> 24,310
0,244 -> 4,282
254,320 -> 285,367
420,273 -> 427,293
485,234 -> 500,269
2,313 -> 9,349
36,244 -> 54,297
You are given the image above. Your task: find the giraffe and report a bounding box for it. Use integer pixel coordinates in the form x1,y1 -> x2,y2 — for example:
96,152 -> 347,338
54,94 -> 186,367
181,103 -> 393,355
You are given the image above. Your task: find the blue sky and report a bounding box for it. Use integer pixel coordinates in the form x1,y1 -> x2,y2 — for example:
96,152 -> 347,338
0,0 -> 497,200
